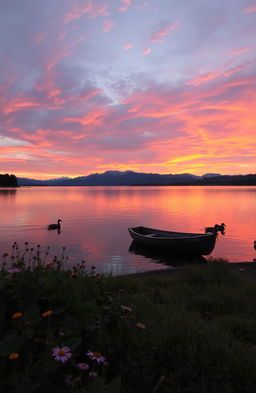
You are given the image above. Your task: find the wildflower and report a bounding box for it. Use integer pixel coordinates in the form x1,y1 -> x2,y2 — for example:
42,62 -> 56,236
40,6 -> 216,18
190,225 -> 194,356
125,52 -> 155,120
121,305 -> 132,312
9,353 -> 19,360
87,351 -> 106,364
52,346 -> 72,363
7,268 -> 21,274
136,323 -> 146,329
71,272 -> 78,279
78,362 -> 89,370
12,312 -> 23,319
89,371 -> 97,377
42,310 -> 53,317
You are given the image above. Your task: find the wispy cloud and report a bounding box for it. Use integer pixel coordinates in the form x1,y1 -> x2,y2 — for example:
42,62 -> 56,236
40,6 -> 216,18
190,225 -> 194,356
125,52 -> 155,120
186,72 -> 221,86
150,20 -> 179,43
102,19 -> 114,32
123,43 -> 134,50
228,47 -> 250,56
142,48 -> 151,55
118,0 -> 132,12
243,3 -> 256,13
64,1 -> 109,23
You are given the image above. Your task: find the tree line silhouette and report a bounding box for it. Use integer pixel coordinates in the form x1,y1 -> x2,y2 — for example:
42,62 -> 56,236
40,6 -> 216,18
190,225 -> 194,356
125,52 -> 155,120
0,173 -> 18,187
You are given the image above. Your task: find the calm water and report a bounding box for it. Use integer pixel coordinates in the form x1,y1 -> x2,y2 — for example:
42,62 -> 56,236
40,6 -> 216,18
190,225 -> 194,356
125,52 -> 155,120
0,186 -> 255,274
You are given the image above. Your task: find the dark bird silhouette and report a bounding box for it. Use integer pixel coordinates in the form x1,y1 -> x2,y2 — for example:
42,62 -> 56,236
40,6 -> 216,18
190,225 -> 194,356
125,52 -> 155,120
205,223 -> 226,235
48,219 -> 62,230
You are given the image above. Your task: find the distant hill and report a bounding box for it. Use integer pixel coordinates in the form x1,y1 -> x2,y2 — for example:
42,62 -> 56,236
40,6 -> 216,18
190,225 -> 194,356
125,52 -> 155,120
17,171 -> 256,186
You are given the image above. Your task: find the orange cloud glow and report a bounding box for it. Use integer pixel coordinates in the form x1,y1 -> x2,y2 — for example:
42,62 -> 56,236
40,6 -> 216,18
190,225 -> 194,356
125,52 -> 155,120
1,0 -> 255,179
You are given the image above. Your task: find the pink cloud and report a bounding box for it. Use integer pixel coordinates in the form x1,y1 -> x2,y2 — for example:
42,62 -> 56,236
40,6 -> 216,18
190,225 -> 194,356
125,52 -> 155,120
187,59 -> 253,86
150,21 -> 179,43
186,72 -> 221,86
224,64 -> 249,77
142,48 -> 151,55
123,43 -> 134,50
64,1 -> 109,23
243,3 -> 256,13
228,47 -> 250,56
136,2 -> 149,9
102,19 -> 114,32
118,0 -> 132,12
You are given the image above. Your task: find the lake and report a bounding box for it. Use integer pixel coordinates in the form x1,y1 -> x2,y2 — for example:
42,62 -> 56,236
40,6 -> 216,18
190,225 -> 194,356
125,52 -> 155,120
0,186 -> 255,275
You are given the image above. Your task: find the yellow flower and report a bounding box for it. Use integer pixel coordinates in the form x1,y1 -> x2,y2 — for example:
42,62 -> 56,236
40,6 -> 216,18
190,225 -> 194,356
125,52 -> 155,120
12,312 -> 23,319
42,310 -> 53,317
9,353 -> 19,360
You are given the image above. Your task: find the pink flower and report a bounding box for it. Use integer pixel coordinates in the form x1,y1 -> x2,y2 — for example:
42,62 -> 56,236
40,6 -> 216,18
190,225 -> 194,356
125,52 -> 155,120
78,362 -> 89,370
89,371 -> 97,377
121,305 -> 132,312
136,323 -> 146,329
52,346 -> 72,363
87,351 -> 106,364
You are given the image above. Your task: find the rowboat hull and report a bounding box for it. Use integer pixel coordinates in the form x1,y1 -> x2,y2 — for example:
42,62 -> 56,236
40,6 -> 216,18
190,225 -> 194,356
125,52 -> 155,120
128,226 -> 217,256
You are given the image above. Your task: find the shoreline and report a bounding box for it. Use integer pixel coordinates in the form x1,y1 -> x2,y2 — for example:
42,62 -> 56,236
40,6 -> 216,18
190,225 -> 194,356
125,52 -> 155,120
131,260 -> 256,277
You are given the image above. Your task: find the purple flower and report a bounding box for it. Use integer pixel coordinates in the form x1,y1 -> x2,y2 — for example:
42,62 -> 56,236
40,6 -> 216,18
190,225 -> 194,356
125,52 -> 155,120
87,351 -> 106,364
78,362 -> 89,370
89,371 -> 98,377
52,346 -> 72,363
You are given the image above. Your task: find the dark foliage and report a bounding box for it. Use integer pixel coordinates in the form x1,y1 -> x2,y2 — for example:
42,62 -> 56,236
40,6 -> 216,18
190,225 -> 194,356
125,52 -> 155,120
0,174 -> 18,187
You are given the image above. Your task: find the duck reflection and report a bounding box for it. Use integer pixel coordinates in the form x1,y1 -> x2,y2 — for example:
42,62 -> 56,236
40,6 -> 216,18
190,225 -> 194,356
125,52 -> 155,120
128,241 -> 207,267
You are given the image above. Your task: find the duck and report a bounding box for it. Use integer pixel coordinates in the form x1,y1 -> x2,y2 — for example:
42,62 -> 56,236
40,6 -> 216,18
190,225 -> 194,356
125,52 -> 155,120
205,223 -> 226,234
48,219 -> 62,230
215,223 -> 226,232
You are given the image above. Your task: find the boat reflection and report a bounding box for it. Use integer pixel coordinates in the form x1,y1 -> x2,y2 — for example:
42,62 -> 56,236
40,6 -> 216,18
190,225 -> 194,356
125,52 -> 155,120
128,241 -> 207,267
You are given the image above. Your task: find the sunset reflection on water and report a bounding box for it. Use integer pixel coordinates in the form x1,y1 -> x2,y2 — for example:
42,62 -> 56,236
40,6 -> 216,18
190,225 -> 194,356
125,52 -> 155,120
0,186 -> 255,274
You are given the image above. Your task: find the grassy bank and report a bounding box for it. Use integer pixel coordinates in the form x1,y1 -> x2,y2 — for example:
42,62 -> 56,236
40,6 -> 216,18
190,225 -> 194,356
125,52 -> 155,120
1,247 -> 256,393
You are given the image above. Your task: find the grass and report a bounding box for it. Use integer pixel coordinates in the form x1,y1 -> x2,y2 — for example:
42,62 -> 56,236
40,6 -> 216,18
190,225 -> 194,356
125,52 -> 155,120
1,243 -> 256,392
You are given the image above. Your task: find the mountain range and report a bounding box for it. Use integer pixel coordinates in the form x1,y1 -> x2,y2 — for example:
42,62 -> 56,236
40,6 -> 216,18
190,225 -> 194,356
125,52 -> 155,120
17,171 -> 256,186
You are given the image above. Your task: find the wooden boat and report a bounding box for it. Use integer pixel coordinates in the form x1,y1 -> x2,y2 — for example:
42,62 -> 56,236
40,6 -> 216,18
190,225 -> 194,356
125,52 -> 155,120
128,226 -> 217,255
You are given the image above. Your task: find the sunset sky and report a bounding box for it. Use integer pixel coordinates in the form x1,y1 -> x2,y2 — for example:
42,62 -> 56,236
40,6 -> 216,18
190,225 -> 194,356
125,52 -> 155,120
1,0 -> 256,179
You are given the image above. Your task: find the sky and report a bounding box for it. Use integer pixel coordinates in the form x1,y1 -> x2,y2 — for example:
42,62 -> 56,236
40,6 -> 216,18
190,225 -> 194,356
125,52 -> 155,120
0,0 -> 256,179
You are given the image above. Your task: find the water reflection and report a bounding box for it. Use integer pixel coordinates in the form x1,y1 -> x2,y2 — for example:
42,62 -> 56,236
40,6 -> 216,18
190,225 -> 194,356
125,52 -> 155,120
129,241 -> 207,267
0,186 -> 255,273
0,188 -> 17,197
